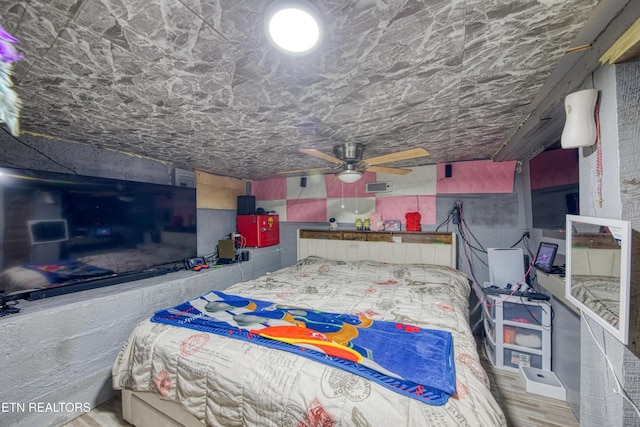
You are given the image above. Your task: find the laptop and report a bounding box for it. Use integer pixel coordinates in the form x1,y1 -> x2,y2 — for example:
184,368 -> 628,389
533,242 -> 559,273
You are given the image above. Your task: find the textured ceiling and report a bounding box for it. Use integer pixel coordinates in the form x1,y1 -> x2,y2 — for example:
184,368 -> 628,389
0,0 -> 611,180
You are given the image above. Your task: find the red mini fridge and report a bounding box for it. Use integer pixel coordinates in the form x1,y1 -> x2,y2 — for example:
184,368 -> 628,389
236,214 -> 280,248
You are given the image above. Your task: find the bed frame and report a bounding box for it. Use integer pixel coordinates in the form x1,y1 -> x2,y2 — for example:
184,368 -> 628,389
120,229 -> 457,426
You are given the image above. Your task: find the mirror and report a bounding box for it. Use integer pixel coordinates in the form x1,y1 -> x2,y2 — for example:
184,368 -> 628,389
566,215 -> 632,344
530,148 -> 579,230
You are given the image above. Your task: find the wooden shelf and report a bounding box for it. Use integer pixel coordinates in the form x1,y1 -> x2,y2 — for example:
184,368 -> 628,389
572,232 -> 619,249
600,17 -> 640,64
298,229 -> 453,245
537,271 -> 578,314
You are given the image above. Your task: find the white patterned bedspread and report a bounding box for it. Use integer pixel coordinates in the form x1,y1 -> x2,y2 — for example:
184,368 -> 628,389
112,256 -> 506,426
571,275 -> 620,327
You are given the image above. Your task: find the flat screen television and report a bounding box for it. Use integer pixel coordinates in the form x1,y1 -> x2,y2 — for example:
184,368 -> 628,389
0,167 -> 197,300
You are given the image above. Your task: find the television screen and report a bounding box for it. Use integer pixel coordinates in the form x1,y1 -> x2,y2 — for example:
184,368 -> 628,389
533,242 -> 558,273
0,167 -> 197,300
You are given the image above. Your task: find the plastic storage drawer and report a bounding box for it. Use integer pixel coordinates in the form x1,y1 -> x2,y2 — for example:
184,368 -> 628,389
502,301 -> 544,324
502,325 -> 543,349
503,348 -> 543,370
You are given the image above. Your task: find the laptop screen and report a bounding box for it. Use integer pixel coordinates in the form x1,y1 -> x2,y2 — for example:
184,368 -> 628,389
533,242 -> 558,273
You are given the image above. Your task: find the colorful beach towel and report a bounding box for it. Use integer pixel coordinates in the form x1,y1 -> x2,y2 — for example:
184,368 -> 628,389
151,290 -> 456,405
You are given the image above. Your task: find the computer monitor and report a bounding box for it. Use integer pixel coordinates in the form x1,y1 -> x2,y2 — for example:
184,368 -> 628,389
533,242 -> 558,273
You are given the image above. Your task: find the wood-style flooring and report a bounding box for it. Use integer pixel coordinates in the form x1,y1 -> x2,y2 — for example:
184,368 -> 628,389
63,337 -> 579,427
478,341 -> 580,427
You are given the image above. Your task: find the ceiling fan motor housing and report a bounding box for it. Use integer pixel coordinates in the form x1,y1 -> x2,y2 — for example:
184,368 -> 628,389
333,142 -> 364,161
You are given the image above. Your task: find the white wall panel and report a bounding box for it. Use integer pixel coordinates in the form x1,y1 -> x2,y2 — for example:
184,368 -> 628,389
286,175 -> 327,200
326,197 -> 376,222
376,165 -> 437,196
254,200 -> 287,220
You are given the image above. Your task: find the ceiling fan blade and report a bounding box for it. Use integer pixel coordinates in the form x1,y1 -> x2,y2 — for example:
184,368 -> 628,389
363,147 -> 429,166
366,165 -> 413,175
276,166 -> 335,175
299,149 -> 345,165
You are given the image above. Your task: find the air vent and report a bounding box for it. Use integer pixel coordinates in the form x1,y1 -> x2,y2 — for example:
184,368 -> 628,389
365,182 -> 392,193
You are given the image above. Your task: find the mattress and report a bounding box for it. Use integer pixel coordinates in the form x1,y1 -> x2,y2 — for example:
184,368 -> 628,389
113,256 -> 506,426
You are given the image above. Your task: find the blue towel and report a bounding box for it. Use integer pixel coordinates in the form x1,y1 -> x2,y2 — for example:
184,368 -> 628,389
151,290 -> 456,405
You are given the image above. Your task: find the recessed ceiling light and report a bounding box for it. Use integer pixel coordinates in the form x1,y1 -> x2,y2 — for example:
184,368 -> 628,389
264,1 -> 324,55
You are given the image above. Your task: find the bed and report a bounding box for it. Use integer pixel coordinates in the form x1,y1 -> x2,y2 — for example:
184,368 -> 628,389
112,230 -> 506,426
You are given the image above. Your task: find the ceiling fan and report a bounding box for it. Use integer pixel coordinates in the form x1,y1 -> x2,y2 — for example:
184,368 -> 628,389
279,143 -> 430,183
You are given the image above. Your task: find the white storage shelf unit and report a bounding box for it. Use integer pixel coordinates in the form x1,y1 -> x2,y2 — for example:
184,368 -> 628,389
481,289 -> 552,372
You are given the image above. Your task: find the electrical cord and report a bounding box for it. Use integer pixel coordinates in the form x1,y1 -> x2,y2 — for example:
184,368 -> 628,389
452,203 -> 526,287
584,315 -> 640,419
480,257 -> 538,308
286,187 -> 305,207
457,222 -> 488,254
442,201 -> 554,365
436,202 -> 539,302
522,236 -> 535,259
462,224 -> 538,308
1,126 -> 78,175
516,296 -> 553,331
435,211 -> 453,231
0,296 -> 20,317
460,216 -> 486,252
510,233 -> 528,249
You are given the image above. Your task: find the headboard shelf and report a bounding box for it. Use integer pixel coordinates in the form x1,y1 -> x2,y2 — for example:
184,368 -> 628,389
297,229 -> 457,267
572,233 -> 619,249
298,229 -> 453,245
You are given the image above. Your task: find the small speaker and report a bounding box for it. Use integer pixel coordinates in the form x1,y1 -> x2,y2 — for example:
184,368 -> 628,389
300,177 -> 307,188
445,164 -> 452,178
237,195 -> 256,215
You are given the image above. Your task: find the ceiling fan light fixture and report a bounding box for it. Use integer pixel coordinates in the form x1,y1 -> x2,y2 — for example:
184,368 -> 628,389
336,169 -> 362,184
264,1 -> 324,55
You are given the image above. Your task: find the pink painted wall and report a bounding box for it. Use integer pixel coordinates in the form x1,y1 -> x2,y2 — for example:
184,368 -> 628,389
251,160 -> 517,224
286,199 -> 327,222
436,160 -> 517,193
375,195 -> 436,225
325,172 -> 376,198
252,177 -> 286,201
